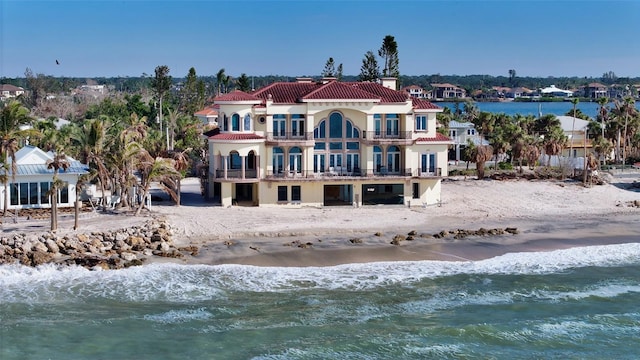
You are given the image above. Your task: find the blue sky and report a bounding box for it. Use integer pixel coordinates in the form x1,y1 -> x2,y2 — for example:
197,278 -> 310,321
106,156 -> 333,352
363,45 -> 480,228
1,0 -> 639,79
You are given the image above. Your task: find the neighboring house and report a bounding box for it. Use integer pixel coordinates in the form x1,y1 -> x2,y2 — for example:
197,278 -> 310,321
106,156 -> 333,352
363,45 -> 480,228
202,77 -> 451,208
540,85 -> 573,98
0,84 -> 25,99
401,85 -> 431,99
447,121 -> 488,163
431,83 -> 466,99
583,83 -> 607,99
194,104 -> 219,126
541,116 -> 593,168
505,87 -> 534,99
0,146 -> 88,210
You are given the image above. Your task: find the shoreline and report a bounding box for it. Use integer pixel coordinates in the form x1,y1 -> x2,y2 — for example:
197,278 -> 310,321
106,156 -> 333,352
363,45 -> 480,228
2,176 -> 640,269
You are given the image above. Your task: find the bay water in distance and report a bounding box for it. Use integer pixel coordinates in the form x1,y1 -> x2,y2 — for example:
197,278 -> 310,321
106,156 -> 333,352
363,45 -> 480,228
437,100 -> 640,119
1,243 -> 640,359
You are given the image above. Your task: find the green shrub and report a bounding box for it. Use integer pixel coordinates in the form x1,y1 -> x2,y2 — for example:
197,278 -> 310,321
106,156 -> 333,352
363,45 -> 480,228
497,162 -> 513,170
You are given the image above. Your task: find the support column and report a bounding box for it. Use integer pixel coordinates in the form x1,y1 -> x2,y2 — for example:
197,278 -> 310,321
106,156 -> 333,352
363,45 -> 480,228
241,155 -> 246,179
223,155 -> 228,179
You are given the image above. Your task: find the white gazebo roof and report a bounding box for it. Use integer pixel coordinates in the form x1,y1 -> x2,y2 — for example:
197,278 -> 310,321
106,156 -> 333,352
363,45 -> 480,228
540,85 -> 573,95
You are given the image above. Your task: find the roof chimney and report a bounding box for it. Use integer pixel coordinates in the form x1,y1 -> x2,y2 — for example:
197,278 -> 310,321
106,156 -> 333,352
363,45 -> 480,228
381,77 -> 397,90
296,77 -> 313,83
322,77 -> 337,84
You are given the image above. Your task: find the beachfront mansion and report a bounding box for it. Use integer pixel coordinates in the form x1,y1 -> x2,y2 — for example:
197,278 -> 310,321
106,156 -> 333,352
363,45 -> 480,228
197,77 -> 452,207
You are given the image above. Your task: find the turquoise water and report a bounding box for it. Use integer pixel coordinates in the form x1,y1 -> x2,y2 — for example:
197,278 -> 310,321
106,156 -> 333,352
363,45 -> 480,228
2,243 -> 640,359
438,101 -> 640,119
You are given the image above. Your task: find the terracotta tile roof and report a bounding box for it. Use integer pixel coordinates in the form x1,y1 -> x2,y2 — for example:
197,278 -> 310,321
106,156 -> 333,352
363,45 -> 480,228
214,90 -> 262,102
216,80 -> 439,110
412,98 -> 441,110
194,105 -> 219,116
302,81 -> 381,101
415,133 -> 452,142
252,82 -> 322,103
348,82 -> 409,103
208,133 -> 265,141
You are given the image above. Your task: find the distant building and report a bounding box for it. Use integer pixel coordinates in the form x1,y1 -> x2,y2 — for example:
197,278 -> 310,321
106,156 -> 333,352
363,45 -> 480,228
0,145 -> 88,210
583,83 -> 607,99
0,84 -> 25,99
448,121 -> 488,163
401,85 -> 431,99
194,104 -> 219,126
431,83 -> 466,99
505,87 -> 534,99
540,85 -> 573,98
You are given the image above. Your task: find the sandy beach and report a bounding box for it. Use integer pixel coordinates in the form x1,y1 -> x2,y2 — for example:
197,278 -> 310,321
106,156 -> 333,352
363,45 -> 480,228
4,172 -> 639,267
151,172 -> 640,266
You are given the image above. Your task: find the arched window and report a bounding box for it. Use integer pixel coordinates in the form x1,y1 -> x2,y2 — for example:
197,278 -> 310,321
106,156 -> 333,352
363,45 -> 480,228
387,145 -> 400,173
289,147 -> 302,173
273,147 -> 284,174
229,151 -> 241,169
232,114 -> 240,131
243,114 -> 251,132
373,146 -> 383,172
247,150 -> 255,170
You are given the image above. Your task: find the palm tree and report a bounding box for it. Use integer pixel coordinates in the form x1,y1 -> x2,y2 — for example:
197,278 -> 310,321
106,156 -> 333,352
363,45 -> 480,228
134,150 -> 180,216
216,68 -> 226,95
621,97 -> 637,169
46,150 -> 70,232
568,98 -> 579,162
72,118 -> 111,211
596,96 -> 609,139
0,100 -> 34,215
473,145 -> 493,179
543,127 -> 567,167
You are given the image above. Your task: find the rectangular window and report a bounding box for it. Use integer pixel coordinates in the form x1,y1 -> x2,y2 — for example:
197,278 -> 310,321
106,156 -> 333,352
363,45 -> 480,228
29,182 -> 38,205
292,115 -> 305,137
40,182 -> 50,204
291,186 -> 301,201
60,185 -> 69,204
10,184 -> 18,205
467,129 -> 475,135
277,186 -> 287,202
273,114 -> 286,137
412,183 -> 419,199
416,115 -> 427,131
19,182 -> 28,205
386,114 -> 399,136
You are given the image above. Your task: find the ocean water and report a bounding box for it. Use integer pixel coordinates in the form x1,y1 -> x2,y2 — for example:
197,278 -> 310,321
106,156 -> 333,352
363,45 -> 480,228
1,243 -> 640,360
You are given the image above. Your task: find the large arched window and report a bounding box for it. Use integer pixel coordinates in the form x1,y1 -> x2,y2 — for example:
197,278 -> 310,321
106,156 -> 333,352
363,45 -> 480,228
314,112 -> 361,174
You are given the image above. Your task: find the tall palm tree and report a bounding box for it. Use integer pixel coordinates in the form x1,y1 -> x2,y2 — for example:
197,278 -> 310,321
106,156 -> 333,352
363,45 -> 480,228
0,100 -> 35,215
72,118 -> 111,210
621,97 -> 637,168
216,68 -> 226,96
569,98 -> 579,161
596,97 -> 609,139
46,150 -> 70,232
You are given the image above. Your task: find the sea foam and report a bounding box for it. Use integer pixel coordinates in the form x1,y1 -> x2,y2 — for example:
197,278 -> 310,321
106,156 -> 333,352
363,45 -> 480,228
1,243 -> 639,303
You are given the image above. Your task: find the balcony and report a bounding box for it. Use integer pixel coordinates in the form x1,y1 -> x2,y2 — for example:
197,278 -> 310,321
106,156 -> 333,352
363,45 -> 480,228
265,132 -> 315,146
262,167 -> 442,181
214,169 -> 258,181
362,131 -> 413,145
